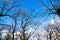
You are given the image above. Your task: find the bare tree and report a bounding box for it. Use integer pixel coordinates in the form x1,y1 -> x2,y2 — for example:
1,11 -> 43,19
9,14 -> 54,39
43,18 -> 60,40
0,0 -> 21,40
0,0 -> 45,40
37,0 -> 60,40
0,10 -> 41,40
38,0 -> 60,21
17,10 -> 41,40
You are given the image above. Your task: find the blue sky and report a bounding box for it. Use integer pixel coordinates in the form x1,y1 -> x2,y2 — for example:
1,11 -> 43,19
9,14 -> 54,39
0,0 -> 60,24
0,0 -> 60,39
0,0 -> 60,31
19,0 -> 41,10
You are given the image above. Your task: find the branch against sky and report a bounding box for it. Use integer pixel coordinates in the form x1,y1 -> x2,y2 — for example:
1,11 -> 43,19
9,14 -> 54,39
0,0 -> 48,40
0,0 -> 20,17
0,9 -> 42,40
38,0 -> 60,21
0,0 -> 21,40
15,9 -> 41,40
0,0 -> 56,40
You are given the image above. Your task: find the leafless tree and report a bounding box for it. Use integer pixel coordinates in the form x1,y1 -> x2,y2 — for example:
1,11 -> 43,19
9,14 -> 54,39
0,0 -> 21,40
38,0 -> 60,21
0,0 -> 46,40
17,10 -> 41,40
43,19 -> 60,40
37,0 -> 60,40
